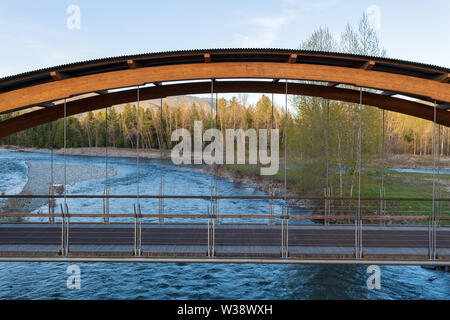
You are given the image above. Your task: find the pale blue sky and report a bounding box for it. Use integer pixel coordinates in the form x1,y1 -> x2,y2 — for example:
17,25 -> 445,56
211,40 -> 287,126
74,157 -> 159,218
0,1 -> 448,83
0,0 -> 449,78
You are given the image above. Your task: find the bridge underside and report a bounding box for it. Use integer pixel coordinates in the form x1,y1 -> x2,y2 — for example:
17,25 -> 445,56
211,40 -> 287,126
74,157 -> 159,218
1,49 -> 449,139
1,223 -> 449,265
1,80 -> 450,140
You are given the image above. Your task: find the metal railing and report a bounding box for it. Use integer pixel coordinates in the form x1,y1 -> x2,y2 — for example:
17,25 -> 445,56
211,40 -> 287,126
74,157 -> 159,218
1,194 -> 449,260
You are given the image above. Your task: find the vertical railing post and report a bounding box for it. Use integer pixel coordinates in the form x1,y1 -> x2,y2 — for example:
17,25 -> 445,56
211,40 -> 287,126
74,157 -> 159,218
281,205 -> 284,258
286,204 -> 289,258
214,181 -> 219,225
103,186 -> 106,224
433,218 -> 436,259
281,203 -> 289,258
133,204 -> 138,256
138,203 -> 142,256
212,200 -> 216,257
65,203 -> 70,256
428,215 -> 432,259
208,189 -> 217,257
158,185 -> 164,225
207,204 -> 211,257
354,217 -> 358,259
48,186 -> 53,224
60,203 -> 65,256
106,185 -> 110,224
268,184 -> 274,225
359,214 -> 363,259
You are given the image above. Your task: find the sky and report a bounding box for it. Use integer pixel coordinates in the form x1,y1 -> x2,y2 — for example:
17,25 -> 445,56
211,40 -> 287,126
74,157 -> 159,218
0,0 -> 448,105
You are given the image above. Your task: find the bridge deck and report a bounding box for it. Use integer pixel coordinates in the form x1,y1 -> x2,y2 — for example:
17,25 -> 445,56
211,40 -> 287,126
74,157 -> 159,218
0,224 -> 449,262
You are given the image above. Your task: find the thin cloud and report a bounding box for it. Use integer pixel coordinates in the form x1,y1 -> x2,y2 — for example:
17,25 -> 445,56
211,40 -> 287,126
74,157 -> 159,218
233,0 -> 341,48
282,0 -> 341,11
234,14 -> 294,47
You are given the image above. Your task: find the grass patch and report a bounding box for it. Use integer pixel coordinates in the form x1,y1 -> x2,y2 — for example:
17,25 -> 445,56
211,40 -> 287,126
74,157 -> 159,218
221,163 -> 450,224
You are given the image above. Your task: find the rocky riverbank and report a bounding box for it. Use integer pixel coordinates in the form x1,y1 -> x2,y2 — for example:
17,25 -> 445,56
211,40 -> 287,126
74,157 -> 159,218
1,162 -> 116,220
0,146 -> 171,160
201,165 -> 307,208
3,146 -> 450,170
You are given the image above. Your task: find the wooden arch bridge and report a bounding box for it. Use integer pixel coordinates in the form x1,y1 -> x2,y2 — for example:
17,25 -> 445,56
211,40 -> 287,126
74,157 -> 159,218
0,49 -> 449,265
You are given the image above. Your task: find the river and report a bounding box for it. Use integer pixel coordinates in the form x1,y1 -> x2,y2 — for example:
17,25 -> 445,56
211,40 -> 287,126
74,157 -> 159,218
0,149 -> 448,299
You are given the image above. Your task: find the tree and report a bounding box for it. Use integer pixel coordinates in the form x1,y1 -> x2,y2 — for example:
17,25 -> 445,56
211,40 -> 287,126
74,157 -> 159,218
299,26 -> 338,52
289,13 -> 386,199
340,13 -> 386,57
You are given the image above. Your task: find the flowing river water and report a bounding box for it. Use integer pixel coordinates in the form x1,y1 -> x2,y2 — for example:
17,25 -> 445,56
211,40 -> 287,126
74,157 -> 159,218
0,149 -> 448,299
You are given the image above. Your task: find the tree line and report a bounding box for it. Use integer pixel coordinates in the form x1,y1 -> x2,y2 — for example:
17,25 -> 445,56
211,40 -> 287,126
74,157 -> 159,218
0,95 -> 290,150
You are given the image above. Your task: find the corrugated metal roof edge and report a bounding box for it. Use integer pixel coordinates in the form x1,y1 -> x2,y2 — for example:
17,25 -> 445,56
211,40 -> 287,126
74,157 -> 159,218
1,48 -> 449,83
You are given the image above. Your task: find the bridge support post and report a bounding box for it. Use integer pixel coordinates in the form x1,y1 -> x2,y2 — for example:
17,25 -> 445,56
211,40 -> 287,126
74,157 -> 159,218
324,187 -> 332,226
207,203 -> 216,257
48,186 -> 55,224
354,218 -> 363,259
60,204 -> 65,256
138,204 -> 142,256
429,215 -> 438,260
213,182 -> 219,225
59,203 -> 70,257
281,204 -> 289,258
428,216 -> 434,259
133,204 -> 142,257
134,204 -> 137,256
106,185 -> 110,224
158,186 -> 164,224
268,184 -> 274,225
103,186 -> 106,224
207,204 -> 210,257
65,203 -> 70,256
433,218 -> 437,260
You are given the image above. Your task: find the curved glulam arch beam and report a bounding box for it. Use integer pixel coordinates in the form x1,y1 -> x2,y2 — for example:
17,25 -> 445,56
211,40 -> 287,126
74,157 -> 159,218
1,81 -> 449,140
0,62 -> 449,114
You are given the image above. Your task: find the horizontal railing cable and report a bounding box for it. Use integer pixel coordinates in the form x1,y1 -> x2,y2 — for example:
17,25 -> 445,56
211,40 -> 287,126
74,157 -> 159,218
1,195 -> 450,201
